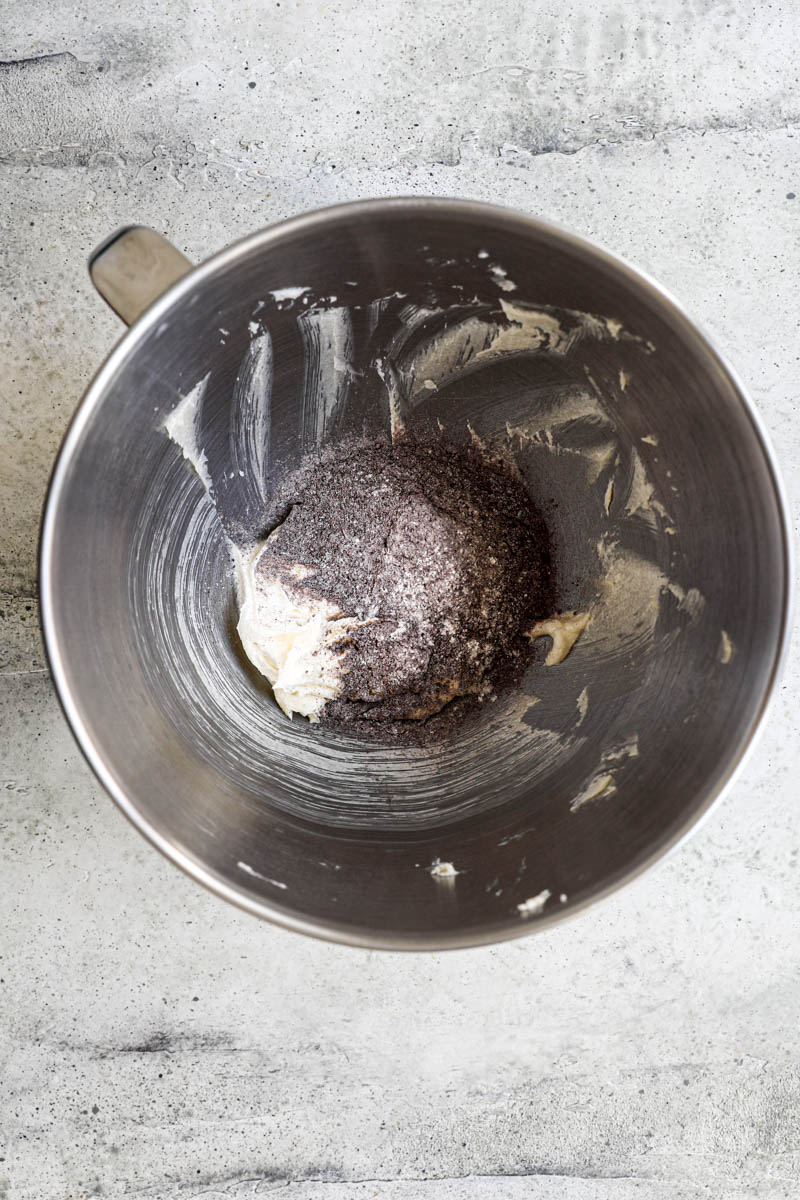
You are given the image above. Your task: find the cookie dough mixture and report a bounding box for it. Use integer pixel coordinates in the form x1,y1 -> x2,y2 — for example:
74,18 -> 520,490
236,441 -> 554,735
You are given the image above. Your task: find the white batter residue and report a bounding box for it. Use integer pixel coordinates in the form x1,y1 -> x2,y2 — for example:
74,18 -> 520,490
577,686 -> 589,723
588,538 -> 668,658
237,861 -> 288,889
163,374 -> 212,491
479,301 -> 570,358
604,478 -> 614,514
234,542 -> 366,721
476,299 -> 625,363
527,611 -> 591,665
667,582 -> 706,620
430,858 -> 460,879
570,735 -> 639,813
625,451 -> 659,523
270,285 -> 310,303
489,263 -> 517,292
572,772 -> 616,809
719,630 -> 734,664
376,358 -> 407,442
517,889 -> 551,917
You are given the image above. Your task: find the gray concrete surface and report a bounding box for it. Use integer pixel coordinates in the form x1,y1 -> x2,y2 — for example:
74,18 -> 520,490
2,2 -> 800,1197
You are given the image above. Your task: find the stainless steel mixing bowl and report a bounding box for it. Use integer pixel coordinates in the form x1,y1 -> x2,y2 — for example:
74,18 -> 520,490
40,199 -> 792,949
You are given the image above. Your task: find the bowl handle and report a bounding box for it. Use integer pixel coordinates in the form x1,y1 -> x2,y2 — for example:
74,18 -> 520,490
88,226 -> 193,326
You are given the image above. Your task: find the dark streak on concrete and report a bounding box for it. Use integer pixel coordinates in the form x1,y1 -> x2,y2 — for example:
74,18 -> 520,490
50,1028 -> 244,1058
0,52 -> 80,70
186,1164 -> 343,1192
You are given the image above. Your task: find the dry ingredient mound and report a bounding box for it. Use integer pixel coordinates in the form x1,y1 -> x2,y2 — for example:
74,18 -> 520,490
254,440 -> 554,736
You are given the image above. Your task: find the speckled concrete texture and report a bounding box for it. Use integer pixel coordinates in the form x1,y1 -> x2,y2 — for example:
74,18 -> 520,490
1,2 -> 799,1198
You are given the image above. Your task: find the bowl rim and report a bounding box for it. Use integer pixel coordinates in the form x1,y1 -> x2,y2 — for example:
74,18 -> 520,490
39,196 -> 795,951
